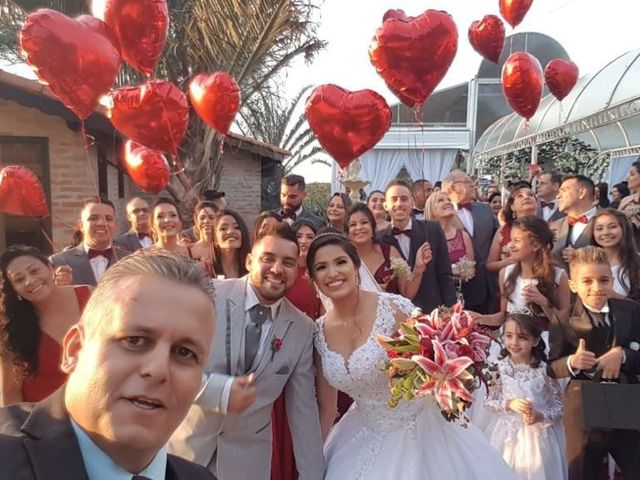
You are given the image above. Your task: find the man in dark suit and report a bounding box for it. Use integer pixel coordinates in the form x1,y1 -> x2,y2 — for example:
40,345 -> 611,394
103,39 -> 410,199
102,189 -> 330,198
51,197 -> 130,286
115,197 -> 153,252
552,175 -> 598,269
442,170 -> 498,313
379,180 -> 456,313
0,250 -> 217,479
278,174 -> 324,229
536,172 -> 566,223
547,246 -> 640,480
411,179 -> 433,221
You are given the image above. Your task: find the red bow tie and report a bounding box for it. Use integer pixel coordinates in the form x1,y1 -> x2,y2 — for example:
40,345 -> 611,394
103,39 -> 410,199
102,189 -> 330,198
87,247 -> 113,259
541,201 -> 555,209
457,203 -> 473,211
567,215 -> 588,227
392,227 -> 413,238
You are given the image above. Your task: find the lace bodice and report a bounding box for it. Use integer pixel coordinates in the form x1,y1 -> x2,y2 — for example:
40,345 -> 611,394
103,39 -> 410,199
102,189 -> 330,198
315,292 -> 419,432
485,358 -> 563,440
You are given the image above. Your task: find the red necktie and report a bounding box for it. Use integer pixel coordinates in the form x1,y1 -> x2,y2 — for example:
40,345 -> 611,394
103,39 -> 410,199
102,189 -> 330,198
391,227 -> 413,238
567,215 -> 588,227
87,247 -> 113,259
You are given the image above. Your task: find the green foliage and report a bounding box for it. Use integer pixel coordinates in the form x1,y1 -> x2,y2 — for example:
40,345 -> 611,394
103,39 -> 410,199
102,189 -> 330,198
303,182 -> 329,220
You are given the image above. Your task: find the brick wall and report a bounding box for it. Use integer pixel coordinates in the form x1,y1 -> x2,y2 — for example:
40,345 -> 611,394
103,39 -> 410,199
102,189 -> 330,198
0,98 -> 141,250
218,147 -> 262,231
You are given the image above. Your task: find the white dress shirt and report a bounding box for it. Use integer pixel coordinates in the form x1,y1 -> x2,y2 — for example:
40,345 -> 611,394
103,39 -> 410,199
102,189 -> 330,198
83,243 -> 111,282
218,279 -> 282,413
392,218 -> 412,260
541,201 -> 559,222
281,206 -> 303,225
454,204 -> 474,237
569,207 -> 597,245
71,419 -> 166,480
138,234 -> 153,249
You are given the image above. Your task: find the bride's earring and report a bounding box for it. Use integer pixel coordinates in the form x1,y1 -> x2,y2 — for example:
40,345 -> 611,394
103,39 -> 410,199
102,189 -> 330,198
17,294 -> 23,301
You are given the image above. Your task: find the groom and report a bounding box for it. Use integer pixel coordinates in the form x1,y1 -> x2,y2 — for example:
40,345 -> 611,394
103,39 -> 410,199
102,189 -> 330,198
169,223 -> 324,480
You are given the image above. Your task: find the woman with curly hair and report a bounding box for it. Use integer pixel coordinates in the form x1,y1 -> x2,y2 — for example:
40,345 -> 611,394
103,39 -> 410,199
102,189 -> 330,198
0,245 -> 91,405
592,208 -> 640,301
486,182 -> 538,273
210,209 -> 251,278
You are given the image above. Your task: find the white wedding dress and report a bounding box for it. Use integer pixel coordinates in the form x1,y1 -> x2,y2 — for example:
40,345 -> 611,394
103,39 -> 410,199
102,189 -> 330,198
315,292 -> 516,480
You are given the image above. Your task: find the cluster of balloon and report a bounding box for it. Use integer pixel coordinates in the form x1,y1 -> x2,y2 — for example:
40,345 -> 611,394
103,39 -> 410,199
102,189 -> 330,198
0,166 -> 49,217
468,15 -> 505,64
123,140 -> 170,194
189,72 -> 241,136
19,9 -> 121,120
545,59 -> 579,101
305,84 -> 392,170
107,80 -> 190,155
91,0 -> 169,77
369,9 -> 458,109
499,0 -> 534,28
502,52 -> 543,121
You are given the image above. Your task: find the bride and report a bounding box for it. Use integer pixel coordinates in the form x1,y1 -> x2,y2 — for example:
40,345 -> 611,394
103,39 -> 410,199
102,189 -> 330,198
307,233 -> 516,480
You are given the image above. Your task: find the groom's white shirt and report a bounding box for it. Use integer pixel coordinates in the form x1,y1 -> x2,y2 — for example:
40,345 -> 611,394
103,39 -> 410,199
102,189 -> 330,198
216,280 -> 281,413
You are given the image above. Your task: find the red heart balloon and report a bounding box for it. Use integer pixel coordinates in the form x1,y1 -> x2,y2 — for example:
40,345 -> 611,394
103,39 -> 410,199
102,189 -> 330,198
108,81 -> 189,154
369,10 -> 458,108
76,14 -> 121,54
20,9 -> 120,120
383,9 -> 408,22
544,59 -> 579,101
468,15 -> 505,64
499,0 -> 533,28
189,72 -> 241,136
0,166 -> 49,217
92,0 -> 168,76
502,52 -> 543,120
123,140 -> 170,194
305,84 -> 392,170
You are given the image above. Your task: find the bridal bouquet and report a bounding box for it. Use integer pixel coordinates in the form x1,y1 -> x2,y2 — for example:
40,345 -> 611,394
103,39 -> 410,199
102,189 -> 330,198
375,303 -> 492,423
624,203 -> 640,227
451,256 -> 475,283
389,256 -> 412,279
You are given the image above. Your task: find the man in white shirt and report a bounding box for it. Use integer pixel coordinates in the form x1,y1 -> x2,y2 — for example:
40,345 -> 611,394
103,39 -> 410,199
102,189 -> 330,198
0,251 -> 217,480
169,223 -> 324,480
115,197 -> 153,252
552,175 -> 598,268
51,197 -> 130,286
536,172 -> 566,223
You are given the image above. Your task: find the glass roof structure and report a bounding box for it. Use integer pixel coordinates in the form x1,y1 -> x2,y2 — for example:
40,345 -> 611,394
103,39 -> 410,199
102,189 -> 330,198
474,48 -> 640,161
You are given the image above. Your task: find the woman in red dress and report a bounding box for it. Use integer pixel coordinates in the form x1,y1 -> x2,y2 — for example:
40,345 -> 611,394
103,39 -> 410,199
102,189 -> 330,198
0,245 -> 91,405
270,219 -> 321,480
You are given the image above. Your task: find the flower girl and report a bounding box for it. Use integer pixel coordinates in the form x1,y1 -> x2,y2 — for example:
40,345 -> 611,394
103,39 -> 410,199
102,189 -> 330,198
485,313 -> 567,480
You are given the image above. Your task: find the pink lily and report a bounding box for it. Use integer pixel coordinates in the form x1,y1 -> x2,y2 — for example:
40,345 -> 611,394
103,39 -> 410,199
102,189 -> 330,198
412,340 -> 474,411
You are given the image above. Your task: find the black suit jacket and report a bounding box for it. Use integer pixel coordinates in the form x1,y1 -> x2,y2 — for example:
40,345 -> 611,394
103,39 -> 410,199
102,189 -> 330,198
537,203 -> 566,223
547,299 -> 640,431
379,220 -> 456,312
0,390 -> 216,480
114,229 -> 146,252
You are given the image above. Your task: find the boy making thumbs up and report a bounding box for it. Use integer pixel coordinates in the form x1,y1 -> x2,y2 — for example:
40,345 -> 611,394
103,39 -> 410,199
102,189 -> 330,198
547,246 -> 640,480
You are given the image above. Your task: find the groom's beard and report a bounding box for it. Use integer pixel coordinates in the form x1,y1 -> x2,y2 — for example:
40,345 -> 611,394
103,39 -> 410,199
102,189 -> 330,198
251,270 -> 297,302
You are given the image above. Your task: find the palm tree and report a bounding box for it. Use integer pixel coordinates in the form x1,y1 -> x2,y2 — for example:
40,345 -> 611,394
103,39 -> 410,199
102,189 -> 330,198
238,84 -> 329,175
0,0 -> 325,197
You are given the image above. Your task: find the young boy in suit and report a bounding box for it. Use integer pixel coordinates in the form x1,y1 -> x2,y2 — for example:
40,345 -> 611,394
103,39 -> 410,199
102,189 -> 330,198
547,246 -> 640,480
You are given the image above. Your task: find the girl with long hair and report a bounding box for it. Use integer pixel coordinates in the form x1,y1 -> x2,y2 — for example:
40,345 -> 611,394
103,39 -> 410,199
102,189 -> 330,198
187,200 -> 219,277
0,245 -> 91,405
477,216 -> 570,327
148,197 -> 191,257
210,209 -> 251,278
592,208 -> 640,301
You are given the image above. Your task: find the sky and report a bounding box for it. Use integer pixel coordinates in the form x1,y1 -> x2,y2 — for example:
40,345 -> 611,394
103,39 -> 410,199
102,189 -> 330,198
287,0 -> 640,183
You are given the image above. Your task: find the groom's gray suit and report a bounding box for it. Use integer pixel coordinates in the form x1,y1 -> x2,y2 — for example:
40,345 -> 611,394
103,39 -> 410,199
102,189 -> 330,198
169,276 -> 324,480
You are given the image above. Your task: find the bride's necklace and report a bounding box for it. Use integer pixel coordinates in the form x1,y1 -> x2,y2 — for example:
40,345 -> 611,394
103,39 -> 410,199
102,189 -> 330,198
341,292 -> 362,335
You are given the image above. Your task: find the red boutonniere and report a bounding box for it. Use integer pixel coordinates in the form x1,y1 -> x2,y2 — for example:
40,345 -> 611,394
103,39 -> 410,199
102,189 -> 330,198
271,337 -> 283,360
